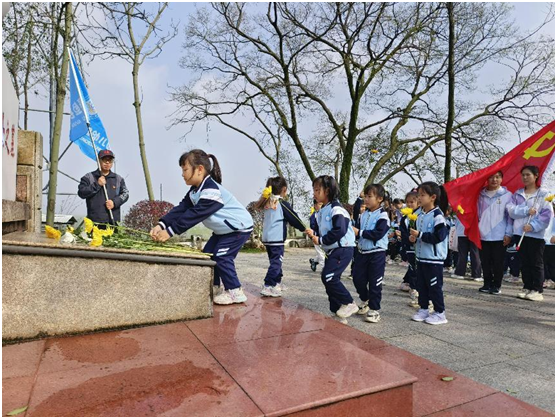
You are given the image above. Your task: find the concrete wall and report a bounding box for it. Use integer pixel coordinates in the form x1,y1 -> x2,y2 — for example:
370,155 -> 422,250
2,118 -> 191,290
3,245 -> 214,341
16,130 -> 42,233
2,130 -> 42,235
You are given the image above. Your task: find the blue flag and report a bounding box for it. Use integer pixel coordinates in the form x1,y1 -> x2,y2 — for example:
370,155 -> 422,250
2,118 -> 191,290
69,49 -> 110,161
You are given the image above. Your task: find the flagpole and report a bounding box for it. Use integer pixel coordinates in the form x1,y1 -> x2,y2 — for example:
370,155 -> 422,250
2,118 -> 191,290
516,191 -> 541,251
68,48 -> 115,224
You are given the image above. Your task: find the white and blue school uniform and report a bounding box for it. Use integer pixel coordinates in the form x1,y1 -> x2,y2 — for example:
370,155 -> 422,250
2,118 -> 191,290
477,186 -> 514,290
353,207 -> 390,310
400,208 -> 422,290
415,207 -> 448,313
261,198 -> 306,287
314,200 -> 356,313
507,188 -> 553,293
159,175 -> 253,290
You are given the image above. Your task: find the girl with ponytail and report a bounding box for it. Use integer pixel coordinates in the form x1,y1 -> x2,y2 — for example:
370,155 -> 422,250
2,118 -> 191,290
150,149 -> 253,305
408,181 -> 449,325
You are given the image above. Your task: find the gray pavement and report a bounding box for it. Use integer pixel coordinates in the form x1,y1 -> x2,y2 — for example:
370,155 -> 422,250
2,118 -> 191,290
236,248 -> 556,413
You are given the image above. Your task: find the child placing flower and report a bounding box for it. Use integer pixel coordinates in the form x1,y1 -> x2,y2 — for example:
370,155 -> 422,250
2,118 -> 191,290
150,149 -> 253,305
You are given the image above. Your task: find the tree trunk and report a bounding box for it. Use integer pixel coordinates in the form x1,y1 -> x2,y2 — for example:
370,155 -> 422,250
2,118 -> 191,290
338,98 -> 360,203
132,57 -> 155,201
46,2 -> 71,226
23,15 -> 33,130
444,2 -> 455,183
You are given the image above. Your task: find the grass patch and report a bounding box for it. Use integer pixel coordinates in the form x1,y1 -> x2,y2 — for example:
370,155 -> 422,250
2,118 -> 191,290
240,247 -> 266,253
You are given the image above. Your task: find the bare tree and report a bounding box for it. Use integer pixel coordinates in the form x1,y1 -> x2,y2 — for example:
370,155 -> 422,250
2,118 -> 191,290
172,3 -> 553,202
2,2 -> 51,129
46,2 -> 72,226
81,2 -> 178,201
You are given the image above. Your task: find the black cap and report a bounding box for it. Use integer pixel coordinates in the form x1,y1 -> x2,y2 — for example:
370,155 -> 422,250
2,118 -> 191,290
98,149 -> 115,159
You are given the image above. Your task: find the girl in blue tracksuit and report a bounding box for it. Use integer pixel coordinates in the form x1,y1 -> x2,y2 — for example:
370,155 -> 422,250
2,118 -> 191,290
256,176 -> 306,297
151,149 -> 253,305
351,184 -> 390,323
409,181 -> 449,325
399,190 -> 421,306
306,175 -> 358,321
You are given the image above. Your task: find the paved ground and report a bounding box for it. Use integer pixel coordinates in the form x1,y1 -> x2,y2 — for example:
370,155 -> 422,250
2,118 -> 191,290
236,248 -> 556,413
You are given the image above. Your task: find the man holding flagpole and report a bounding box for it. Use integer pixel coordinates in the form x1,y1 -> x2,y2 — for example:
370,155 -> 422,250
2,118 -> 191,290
68,47 -> 129,225
78,150 -> 129,226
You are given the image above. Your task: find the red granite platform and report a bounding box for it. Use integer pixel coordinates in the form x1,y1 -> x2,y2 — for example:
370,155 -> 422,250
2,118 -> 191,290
2,284 -> 552,417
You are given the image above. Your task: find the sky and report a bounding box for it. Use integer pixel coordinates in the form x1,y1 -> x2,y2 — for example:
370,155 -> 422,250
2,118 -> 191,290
10,2 -> 555,218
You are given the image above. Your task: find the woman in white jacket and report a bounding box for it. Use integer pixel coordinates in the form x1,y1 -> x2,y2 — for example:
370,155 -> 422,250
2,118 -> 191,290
507,166 -> 553,301
477,171 -> 513,295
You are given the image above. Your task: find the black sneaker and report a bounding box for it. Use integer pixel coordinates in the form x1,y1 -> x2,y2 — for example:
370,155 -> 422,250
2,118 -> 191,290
479,286 -> 490,293
489,288 -> 501,295
309,258 -> 317,272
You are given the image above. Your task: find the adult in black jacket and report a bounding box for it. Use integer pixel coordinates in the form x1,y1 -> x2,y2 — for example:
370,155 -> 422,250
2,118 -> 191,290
78,150 -> 129,225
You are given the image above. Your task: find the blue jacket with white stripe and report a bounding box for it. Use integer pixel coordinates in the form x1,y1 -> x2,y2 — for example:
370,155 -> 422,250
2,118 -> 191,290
355,207 -> 389,253
159,176 -> 253,237
314,200 -> 356,251
262,199 -> 306,245
415,206 -> 448,264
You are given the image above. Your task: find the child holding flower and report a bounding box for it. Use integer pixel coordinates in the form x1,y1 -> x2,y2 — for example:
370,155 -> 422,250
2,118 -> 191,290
255,176 -> 306,297
399,190 -> 421,306
409,181 -> 449,325
150,149 -> 253,305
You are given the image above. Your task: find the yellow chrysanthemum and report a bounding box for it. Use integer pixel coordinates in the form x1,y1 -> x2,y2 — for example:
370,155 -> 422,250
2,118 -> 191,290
45,225 -> 62,241
457,205 -> 465,214
545,194 -> 555,202
371,149 -> 379,154
408,213 -> 418,221
401,207 -> 414,216
262,186 -> 273,199
95,226 -> 114,237
90,234 -> 103,247
84,217 -> 94,234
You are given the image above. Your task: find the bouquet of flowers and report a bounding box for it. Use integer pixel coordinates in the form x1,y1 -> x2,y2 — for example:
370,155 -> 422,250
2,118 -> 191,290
401,207 -> 418,229
44,217 -> 208,255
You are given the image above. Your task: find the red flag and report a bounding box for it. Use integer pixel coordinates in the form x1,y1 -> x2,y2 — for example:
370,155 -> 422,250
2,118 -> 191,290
444,121 -> 555,249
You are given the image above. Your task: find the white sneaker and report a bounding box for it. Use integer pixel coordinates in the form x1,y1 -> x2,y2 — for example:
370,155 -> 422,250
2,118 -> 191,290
517,289 -> 530,299
260,285 -> 282,297
213,285 -> 223,296
473,277 -> 483,282
399,282 -> 411,292
412,309 -> 430,322
408,290 -> 420,308
332,314 -> 348,325
451,273 -> 465,279
336,302 -> 359,318
525,291 -> 544,301
213,287 -> 248,305
357,300 -> 369,315
425,311 -> 448,325
365,310 -> 381,323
